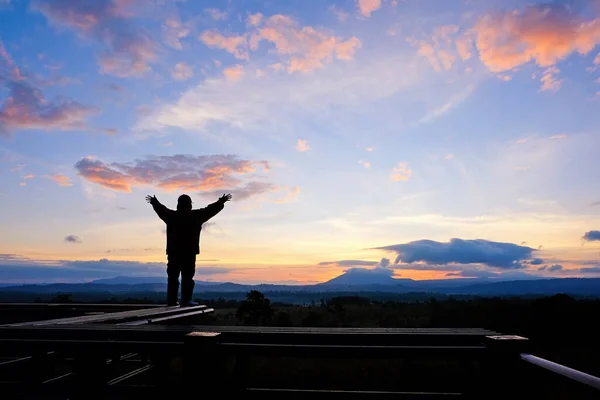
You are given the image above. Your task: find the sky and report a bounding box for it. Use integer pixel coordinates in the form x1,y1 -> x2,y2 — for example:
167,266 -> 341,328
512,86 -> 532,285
1,0 -> 600,285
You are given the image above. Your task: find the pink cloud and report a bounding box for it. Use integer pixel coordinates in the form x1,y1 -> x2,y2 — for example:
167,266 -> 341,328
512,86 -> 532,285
247,12 -> 263,27
471,4 -> 600,73
199,30 -> 248,60
34,0 -> 160,78
391,162 -> 412,182
539,66 -> 562,92
75,154 -> 277,201
412,5 -> 600,82
223,64 -> 244,81
1,39 -> 92,133
249,15 -> 361,73
0,79 -> 94,136
162,17 -> 190,50
357,0 -> 382,17
296,139 -> 310,152
45,174 -> 73,187
200,14 -> 361,74
172,62 -> 193,80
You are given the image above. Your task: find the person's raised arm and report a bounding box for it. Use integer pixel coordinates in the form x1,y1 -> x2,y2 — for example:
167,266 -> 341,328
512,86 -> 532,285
146,195 -> 173,223
196,193 -> 231,223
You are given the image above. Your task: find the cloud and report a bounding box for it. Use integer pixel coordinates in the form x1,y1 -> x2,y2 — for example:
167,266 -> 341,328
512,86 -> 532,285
44,174 -> 73,187
582,230 -> 600,242
247,12 -> 263,27
162,17 -> 190,50
592,201 -> 600,206
199,31 -> 248,60
0,81 -> 93,136
330,6 -> 349,22
319,259 -> 380,267
199,13 -> 361,73
446,270 -> 501,279
0,41 -> 94,135
470,4 -> 600,73
64,234 -> 81,243
357,0 -> 381,17
273,186 -> 300,204
134,44 -> 421,137
296,139 -> 310,152
539,66 -> 562,92
205,8 -> 228,21
375,238 -> 537,269
578,266 -> 600,274
33,0 -> 160,78
172,62 -> 193,80
74,154 -> 278,200
391,162 -> 412,181
223,64 -> 244,81
538,264 -> 563,272
549,133 -> 567,140
0,254 -> 233,283
358,160 -> 371,168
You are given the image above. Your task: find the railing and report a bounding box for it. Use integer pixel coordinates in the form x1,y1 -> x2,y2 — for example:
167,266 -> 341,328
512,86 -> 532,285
520,353 -> 600,390
0,304 -> 599,398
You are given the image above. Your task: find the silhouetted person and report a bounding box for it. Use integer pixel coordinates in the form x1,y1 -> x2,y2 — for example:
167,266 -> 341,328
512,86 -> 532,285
146,193 -> 232,306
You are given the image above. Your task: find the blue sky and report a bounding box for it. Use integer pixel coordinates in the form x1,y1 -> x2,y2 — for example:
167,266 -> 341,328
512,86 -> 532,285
1,0 -> 600,284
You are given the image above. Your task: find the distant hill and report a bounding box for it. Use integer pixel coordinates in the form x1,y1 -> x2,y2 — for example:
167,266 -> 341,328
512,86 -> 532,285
1,276 -> 599,297
91,276 -> 225,286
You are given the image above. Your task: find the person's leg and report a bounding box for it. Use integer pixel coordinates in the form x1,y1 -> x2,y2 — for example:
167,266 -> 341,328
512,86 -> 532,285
166,254 -> 182,306
180,254 -> 197,305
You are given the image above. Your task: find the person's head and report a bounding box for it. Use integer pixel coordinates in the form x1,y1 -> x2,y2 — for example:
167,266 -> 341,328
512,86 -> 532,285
177,194 -> 193,211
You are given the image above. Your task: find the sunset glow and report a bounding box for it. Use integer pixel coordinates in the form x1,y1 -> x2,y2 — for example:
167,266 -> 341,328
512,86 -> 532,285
1,0 -> 599,284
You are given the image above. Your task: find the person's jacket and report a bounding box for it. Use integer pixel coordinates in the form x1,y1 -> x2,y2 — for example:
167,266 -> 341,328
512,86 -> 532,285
150,198 -> 224,254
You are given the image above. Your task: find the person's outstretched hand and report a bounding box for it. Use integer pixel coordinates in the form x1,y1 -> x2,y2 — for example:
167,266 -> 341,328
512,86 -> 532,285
218,193 -> 232,203
145,195 -> 158,205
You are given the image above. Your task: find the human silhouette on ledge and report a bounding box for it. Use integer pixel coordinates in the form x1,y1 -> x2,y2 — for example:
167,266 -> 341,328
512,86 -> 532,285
146,193 -> 232,307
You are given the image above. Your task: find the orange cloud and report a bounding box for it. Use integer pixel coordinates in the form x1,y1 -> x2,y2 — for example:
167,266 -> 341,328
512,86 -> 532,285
357,0 -> 382,17
250,15 -> 361,73
199,31 -> 248,60
296,139 -> 310,152
75,155 -> 276,200
223,64 -> 244,81
45,174 -> 73,187
471,5 -> 600,73
172,62 -> 193,80
391,162 -> 412,182
201,14 -> 361,74
358,160 -> 371,168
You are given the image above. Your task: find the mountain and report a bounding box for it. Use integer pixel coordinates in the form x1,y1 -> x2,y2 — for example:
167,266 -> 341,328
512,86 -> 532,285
92,276 -> 166,285
320,268 -> 414,286
2,276 -> 600,297
91,276 -> 225,286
